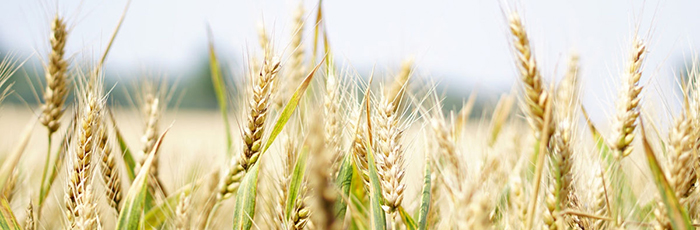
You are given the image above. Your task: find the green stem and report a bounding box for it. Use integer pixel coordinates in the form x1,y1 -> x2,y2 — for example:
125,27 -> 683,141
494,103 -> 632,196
37,133 -> 52,218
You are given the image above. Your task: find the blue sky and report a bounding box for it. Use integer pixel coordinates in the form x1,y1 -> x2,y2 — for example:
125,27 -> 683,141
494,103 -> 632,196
1,0 -> 699,120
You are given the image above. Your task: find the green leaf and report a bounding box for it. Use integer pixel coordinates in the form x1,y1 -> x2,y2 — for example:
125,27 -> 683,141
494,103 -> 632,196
417,160 -> 431,230
231,162 -> 261,230
640,120 -> 692,230
143,183 -> 196,230
0,198 -> 20,230
206,26 -> 233,156
398,206 -> 417,230
39,120 -> 73,208
285,147 -> 309,219
262,57 -> 326,154
109,110 -> 137,181
116,128 -> 169,230
334,152 -> 354,218
366,144 -> 387,230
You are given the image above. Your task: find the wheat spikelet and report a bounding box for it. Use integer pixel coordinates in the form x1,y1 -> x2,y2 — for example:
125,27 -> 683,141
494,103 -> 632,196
592,167 -> 608,229
176,192 -> 190,230
430,115 -> 464,192
307,112 -> 338,230
610,38 -> 646,158
2,168 -> 17,202
139,92 -> 161,177
667,112 -> 695,203
40,16 -> 70,134
288,185 -> 310,230
350,109 -> 369,188
73,185 -> 98,230
510,177 -> 527,229
324,59 -> 343,174
240,55 -> 281,170
276,134 -> 298,227
216,159 -> 245,201
65,79 -> 103,228
97,118 -> 121,213
375,93 -> 406,214
508,13 -> 550,138
544,54 -> 580,230
653,197 -> 671,230
25,201 -> 34,230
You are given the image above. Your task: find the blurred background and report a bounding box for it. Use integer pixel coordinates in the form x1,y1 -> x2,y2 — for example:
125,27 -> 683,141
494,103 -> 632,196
1,0 -> 699,121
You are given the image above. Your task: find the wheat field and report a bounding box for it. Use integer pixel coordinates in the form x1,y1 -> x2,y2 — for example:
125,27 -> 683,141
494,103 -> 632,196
0,1 -> 699,230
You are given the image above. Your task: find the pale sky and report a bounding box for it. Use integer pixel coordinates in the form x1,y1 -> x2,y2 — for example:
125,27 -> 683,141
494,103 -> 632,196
1,0 -> 700,121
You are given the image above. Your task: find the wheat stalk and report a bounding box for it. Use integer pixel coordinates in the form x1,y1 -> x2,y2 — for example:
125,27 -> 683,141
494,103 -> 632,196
610,38 -> 646,159
40,16 -> 70,134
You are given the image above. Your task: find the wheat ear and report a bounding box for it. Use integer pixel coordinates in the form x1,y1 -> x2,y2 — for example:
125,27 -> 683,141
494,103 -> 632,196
667,112 -> 695,203
288,185 -> 310,230
544,53 -> 581,230
375,92 -> 406,215
508,13 -> 550,138
25,202 -> 34,230
40,16 -> 70,134
175,192 -> 190,230
65,81 -> 103,228
610,38 -> 646,158
98,119 -> 121,213
240,55 -> 281,170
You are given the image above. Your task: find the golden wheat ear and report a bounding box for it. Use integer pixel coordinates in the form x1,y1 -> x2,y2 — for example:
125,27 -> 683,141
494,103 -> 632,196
609,39 -> 646,159
40,16 -> 70,135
